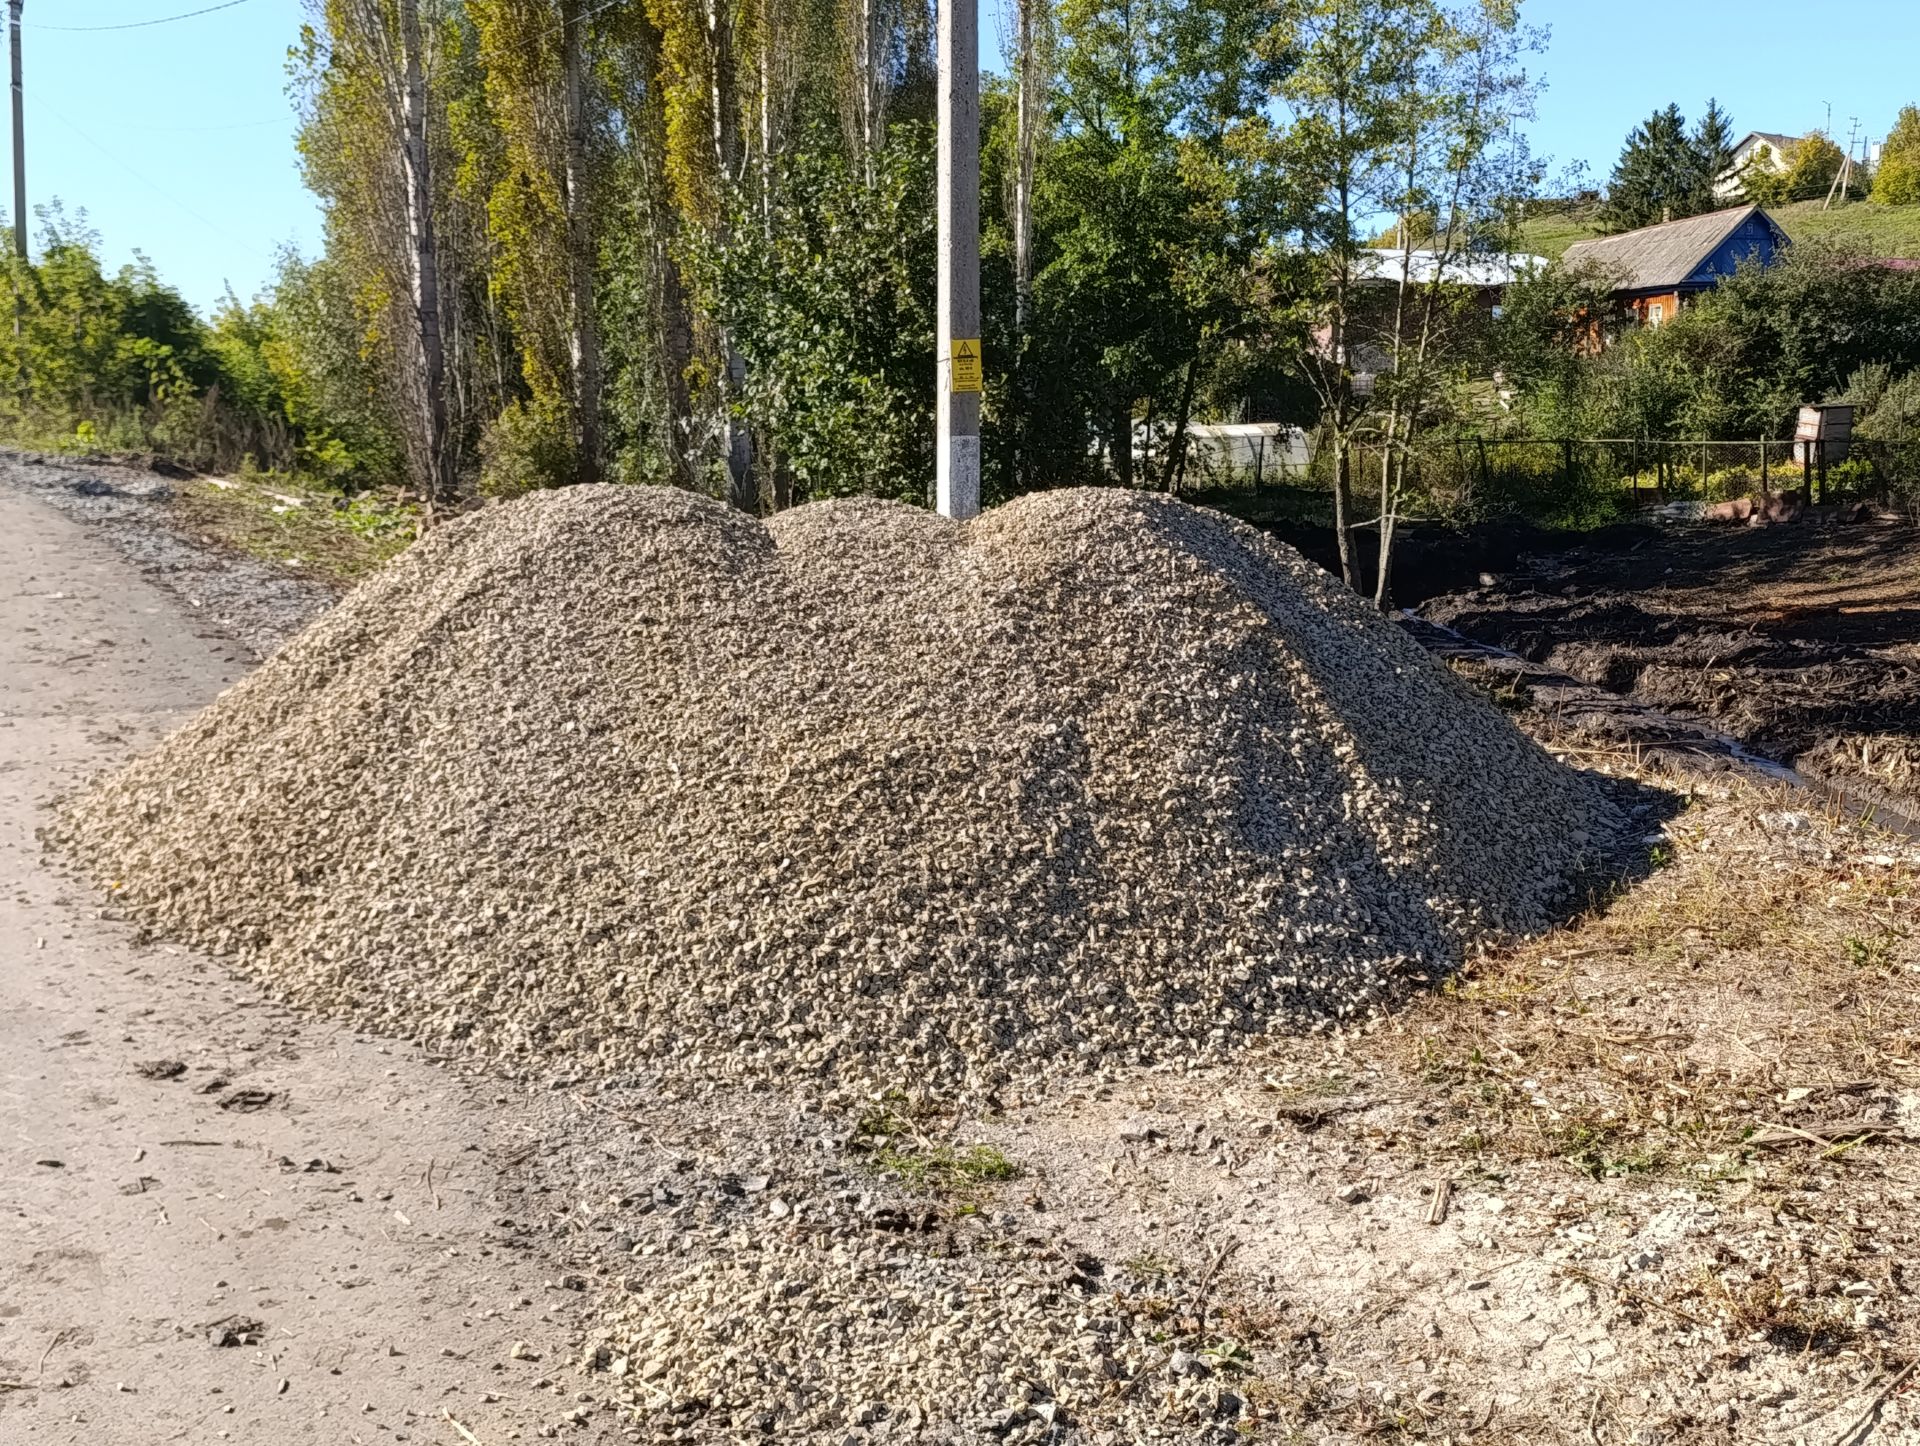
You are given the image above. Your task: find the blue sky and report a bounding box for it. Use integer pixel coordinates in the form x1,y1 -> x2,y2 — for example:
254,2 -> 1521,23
21,0 -> 1920,314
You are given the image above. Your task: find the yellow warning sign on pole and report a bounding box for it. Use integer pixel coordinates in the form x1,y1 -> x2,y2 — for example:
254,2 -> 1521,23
950,338 -> 983,393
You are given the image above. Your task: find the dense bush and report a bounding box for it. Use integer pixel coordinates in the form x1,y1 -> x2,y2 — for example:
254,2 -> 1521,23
1495,240 -> 1920,444
0,212 -> 397,487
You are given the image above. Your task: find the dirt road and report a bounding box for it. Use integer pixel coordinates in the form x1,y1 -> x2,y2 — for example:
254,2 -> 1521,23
0,486 -> 621,1444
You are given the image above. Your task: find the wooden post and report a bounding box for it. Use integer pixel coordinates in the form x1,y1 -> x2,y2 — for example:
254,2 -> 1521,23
1562,438 -> 1573,493
8,0 -> 22,265
1252,434 -> 1264,490
1802,442 -> 1813,502
1760,438 -> 1769,496
1476,437 -> 1489,499
1817,442 -> 1828,505
1700,440 -> 1708,495
8,0 -> 22,362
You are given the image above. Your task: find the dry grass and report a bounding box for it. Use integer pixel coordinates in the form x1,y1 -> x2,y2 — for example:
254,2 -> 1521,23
171,472 -> 421,588
1802,732 -> 1920,808
1350,767 -> 1920,1189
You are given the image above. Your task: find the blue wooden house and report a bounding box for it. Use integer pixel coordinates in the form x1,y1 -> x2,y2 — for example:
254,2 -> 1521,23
1562,205 -> 1789,327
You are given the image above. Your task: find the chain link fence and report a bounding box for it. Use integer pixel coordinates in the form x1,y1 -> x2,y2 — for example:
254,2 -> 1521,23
1177,434 -> 1920,527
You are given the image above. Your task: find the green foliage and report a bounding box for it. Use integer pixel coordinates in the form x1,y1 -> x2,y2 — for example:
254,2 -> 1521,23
1601,103 -> 1720,231
0,211 -> 392,485
1694,99 -> 1734,195
1743,131 -> 1849,207
1873,106 -> 1920,206
981,0 -> 1285,494
691,124 -> 938,503
479,394 -> 576,495
1849,362 -> 1920,499
1498,240 -> 1920,445
850,1100 -> 1020,1197
1,210 -> 213,420
1489,259 -> 1616,434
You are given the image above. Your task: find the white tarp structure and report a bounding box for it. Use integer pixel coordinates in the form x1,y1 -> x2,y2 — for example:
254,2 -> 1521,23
1111,420 -> 1314,484
1180,422 -> 1313,479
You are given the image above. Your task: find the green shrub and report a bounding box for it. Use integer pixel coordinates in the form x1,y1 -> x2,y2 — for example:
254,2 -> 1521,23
478,396 -> 575,497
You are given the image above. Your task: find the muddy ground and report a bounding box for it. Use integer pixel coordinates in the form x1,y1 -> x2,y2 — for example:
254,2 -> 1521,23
4,452 -> 1919,1444
1418,516 -> 1920,817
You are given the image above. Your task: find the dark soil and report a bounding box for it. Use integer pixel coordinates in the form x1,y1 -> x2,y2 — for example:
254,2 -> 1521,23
1418,514 -> 1920,810
1249,515 -> 1567,606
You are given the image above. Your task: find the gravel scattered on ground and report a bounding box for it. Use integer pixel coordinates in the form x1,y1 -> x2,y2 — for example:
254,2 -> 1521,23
60,484 -> 1620,1095
0,448 -> 334,653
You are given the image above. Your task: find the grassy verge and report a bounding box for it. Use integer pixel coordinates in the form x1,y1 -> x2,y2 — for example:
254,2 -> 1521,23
1517,197 -> 1920,259
171,471 -> 421,589
1357,772 -> 1918,1188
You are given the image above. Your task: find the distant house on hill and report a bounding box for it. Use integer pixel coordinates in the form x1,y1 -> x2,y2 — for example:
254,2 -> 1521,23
1714,131 -> 1801,201
1562,205 -> 1789,327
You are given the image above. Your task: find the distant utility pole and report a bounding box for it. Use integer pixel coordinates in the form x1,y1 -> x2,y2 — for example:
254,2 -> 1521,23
8,0 -> 22,262
1826,117 -> 1861,210
935,0 -> 981,520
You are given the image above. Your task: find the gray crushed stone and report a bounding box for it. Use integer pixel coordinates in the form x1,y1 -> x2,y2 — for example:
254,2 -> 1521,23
0,449 -> 332,655
58,484 -> 1623,1095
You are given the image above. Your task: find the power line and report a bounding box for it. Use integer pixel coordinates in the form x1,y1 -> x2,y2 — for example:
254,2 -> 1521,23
27,0 -> 253,32
142,116 -> 290,133
540,0 -> 628,37
30,92 -> 272,261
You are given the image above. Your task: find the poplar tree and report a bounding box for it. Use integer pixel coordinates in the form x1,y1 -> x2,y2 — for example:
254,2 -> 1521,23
297,0 -> 456,508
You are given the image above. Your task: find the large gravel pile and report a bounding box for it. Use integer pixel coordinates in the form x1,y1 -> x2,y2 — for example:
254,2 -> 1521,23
60,485 -> 1619,1091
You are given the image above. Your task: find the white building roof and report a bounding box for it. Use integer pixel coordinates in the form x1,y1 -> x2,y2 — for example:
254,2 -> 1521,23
1356,249 -> 1546,288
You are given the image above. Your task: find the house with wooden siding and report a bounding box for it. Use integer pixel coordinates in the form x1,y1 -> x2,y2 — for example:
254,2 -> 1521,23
1562,205 -> 1789,328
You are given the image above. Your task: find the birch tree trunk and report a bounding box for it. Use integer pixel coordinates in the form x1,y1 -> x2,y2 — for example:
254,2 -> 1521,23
561,0 -> 604,486
701,0 -> 754,508
397,0 -> 451,509
1008,0 -> 1047,493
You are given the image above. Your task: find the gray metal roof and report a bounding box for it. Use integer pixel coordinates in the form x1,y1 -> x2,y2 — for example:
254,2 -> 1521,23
1356,249 -> 1546,288
1561,205 -> 1782,293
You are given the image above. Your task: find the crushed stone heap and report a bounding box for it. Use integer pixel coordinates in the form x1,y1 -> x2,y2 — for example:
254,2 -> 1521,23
61,485 -> 1621,1090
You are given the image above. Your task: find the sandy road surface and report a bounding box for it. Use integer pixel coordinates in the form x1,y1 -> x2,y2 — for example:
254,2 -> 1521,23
0,486 -> 623,1444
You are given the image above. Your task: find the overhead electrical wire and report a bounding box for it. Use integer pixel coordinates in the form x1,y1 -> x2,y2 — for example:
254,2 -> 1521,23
27,0 -> 254,32
31,93 -> 273,261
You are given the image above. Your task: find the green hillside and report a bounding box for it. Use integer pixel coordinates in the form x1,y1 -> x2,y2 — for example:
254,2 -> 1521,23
1515,199 -> 1920,261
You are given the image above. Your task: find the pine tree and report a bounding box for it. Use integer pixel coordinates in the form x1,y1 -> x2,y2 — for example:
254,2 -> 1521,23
1873,105 -> 1920,205
1691,98 -> 1734,211
1601,104 -> 1700,230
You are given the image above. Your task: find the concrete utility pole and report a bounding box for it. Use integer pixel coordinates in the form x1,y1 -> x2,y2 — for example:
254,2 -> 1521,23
9,0 -> 23,262
935,0 -> 981,520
